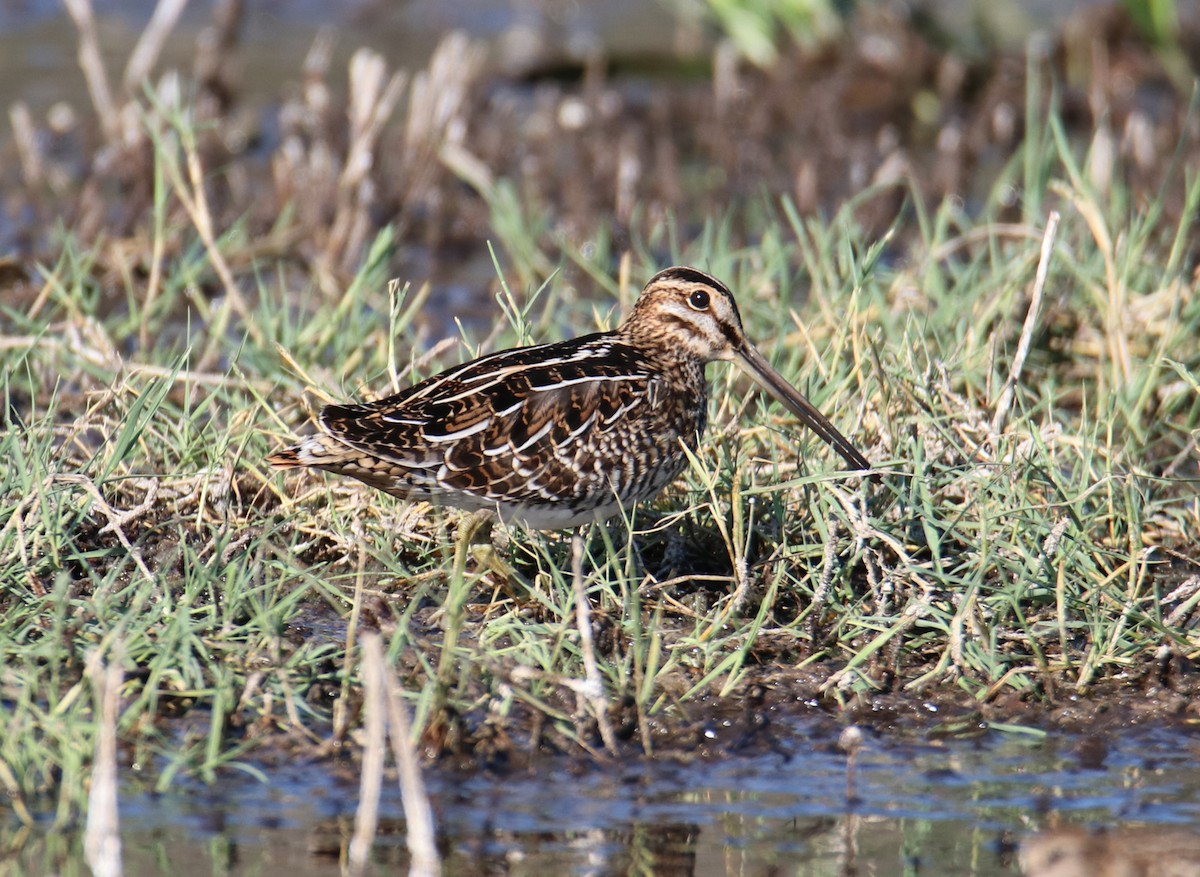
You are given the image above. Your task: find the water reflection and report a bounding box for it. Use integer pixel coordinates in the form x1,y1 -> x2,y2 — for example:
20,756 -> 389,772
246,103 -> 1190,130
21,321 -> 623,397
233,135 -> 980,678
1020,826 -> 1200,877
8,719 -> 1200,876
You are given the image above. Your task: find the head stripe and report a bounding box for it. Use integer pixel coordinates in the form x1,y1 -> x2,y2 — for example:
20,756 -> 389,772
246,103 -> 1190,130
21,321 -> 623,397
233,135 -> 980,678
648,266 -> 730,296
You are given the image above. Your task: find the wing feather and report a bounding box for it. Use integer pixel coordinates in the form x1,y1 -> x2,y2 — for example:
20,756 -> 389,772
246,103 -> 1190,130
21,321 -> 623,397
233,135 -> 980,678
317,334 -> 699,509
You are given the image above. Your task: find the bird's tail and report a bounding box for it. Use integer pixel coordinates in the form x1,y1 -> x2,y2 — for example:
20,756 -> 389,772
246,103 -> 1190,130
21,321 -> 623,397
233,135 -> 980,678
265,445 -> 305,468
266,433 -> 352,469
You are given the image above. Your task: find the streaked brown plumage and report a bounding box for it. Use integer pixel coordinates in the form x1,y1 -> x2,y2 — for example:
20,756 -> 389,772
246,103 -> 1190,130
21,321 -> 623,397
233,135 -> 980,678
267,266 -> 870,529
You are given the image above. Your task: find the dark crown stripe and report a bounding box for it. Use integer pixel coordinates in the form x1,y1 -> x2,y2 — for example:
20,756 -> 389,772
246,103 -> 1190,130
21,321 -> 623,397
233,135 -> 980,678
649,266 -> 730,296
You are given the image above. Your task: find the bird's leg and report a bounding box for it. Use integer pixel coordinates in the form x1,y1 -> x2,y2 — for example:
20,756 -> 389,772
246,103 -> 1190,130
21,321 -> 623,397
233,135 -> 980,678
601,511 -> 649,587
435,509 -> 495,693
461,513 -> 539,601
452,508 -> 495,577
468,515 -> 518,581
427,509 -> 506,750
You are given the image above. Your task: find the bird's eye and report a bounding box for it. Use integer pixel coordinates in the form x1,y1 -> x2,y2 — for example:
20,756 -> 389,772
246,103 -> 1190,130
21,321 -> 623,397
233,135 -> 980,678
688,289 -> 710,310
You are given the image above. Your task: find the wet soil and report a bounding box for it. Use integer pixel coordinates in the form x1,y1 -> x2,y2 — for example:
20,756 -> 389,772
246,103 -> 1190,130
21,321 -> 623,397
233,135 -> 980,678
173,563 -> 1200,775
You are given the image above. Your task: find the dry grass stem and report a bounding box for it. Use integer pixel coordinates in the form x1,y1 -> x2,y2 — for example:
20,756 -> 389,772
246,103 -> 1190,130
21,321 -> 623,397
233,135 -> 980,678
9,102 -> 42,187
1050,180 -> 1132,385
349,632 -> 387,876
992,210 -> 1060,437
402,32 -> 484,212
327,50 -> 407,271
571,531 -> 618,755
123,0 -> 188,90
377,636 -> 441,877
62,0 -> 120,145
83,641 -> 124,877
181,144 -> 265,353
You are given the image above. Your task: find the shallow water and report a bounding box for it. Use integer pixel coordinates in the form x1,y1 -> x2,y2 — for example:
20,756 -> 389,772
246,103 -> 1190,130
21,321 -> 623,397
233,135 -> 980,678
11,717 -> 1200,876
0,0 -> 678,116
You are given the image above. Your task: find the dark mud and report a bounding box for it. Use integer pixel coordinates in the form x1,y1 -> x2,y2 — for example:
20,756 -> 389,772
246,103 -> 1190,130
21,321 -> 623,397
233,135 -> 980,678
194,566 -> 1200,774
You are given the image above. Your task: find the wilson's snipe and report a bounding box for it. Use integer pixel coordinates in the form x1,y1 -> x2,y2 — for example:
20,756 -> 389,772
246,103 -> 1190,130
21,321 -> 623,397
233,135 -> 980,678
267,266 -> 870,529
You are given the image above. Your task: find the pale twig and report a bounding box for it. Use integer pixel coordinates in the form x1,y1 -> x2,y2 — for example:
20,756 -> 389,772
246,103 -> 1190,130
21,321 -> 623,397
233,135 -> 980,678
380,637 -> 441,877
1165,576 -> 1200,629
62,0 -> 121,145
349,632 -> 387,877
9,102 -> 42,187
571,531 -> 618,755
354,634 -> 442,875
123,0 -> 188,91
84,640 -> 125,877
991,210 -> 1060,438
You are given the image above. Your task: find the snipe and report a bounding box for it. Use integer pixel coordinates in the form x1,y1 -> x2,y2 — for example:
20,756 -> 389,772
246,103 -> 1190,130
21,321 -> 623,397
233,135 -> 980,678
267,266 -> 870,528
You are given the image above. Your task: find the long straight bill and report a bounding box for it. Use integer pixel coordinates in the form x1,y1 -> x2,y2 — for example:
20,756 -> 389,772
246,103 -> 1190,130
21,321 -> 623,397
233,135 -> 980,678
735,343 -> 871,472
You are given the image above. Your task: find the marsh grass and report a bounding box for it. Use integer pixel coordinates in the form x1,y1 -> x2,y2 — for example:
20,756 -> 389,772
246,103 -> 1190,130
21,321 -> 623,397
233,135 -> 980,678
1,66 -> 1199,828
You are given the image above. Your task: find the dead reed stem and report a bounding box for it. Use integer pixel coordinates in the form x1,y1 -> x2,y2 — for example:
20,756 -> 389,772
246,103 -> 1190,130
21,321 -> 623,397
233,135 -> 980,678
571,531 -> 618,755
352,633 -> 441,876
381,641 -> 441,877
84,641 -> 124,877
992,210 -> 1060,437
62,0 -> 120,146
349,632 -> 387,876
123,0 -> 188,90
326,49 -> 407,272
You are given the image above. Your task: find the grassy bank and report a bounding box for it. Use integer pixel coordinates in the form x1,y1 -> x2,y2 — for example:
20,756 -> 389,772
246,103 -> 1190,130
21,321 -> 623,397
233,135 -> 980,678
2,45 -> 1199,829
